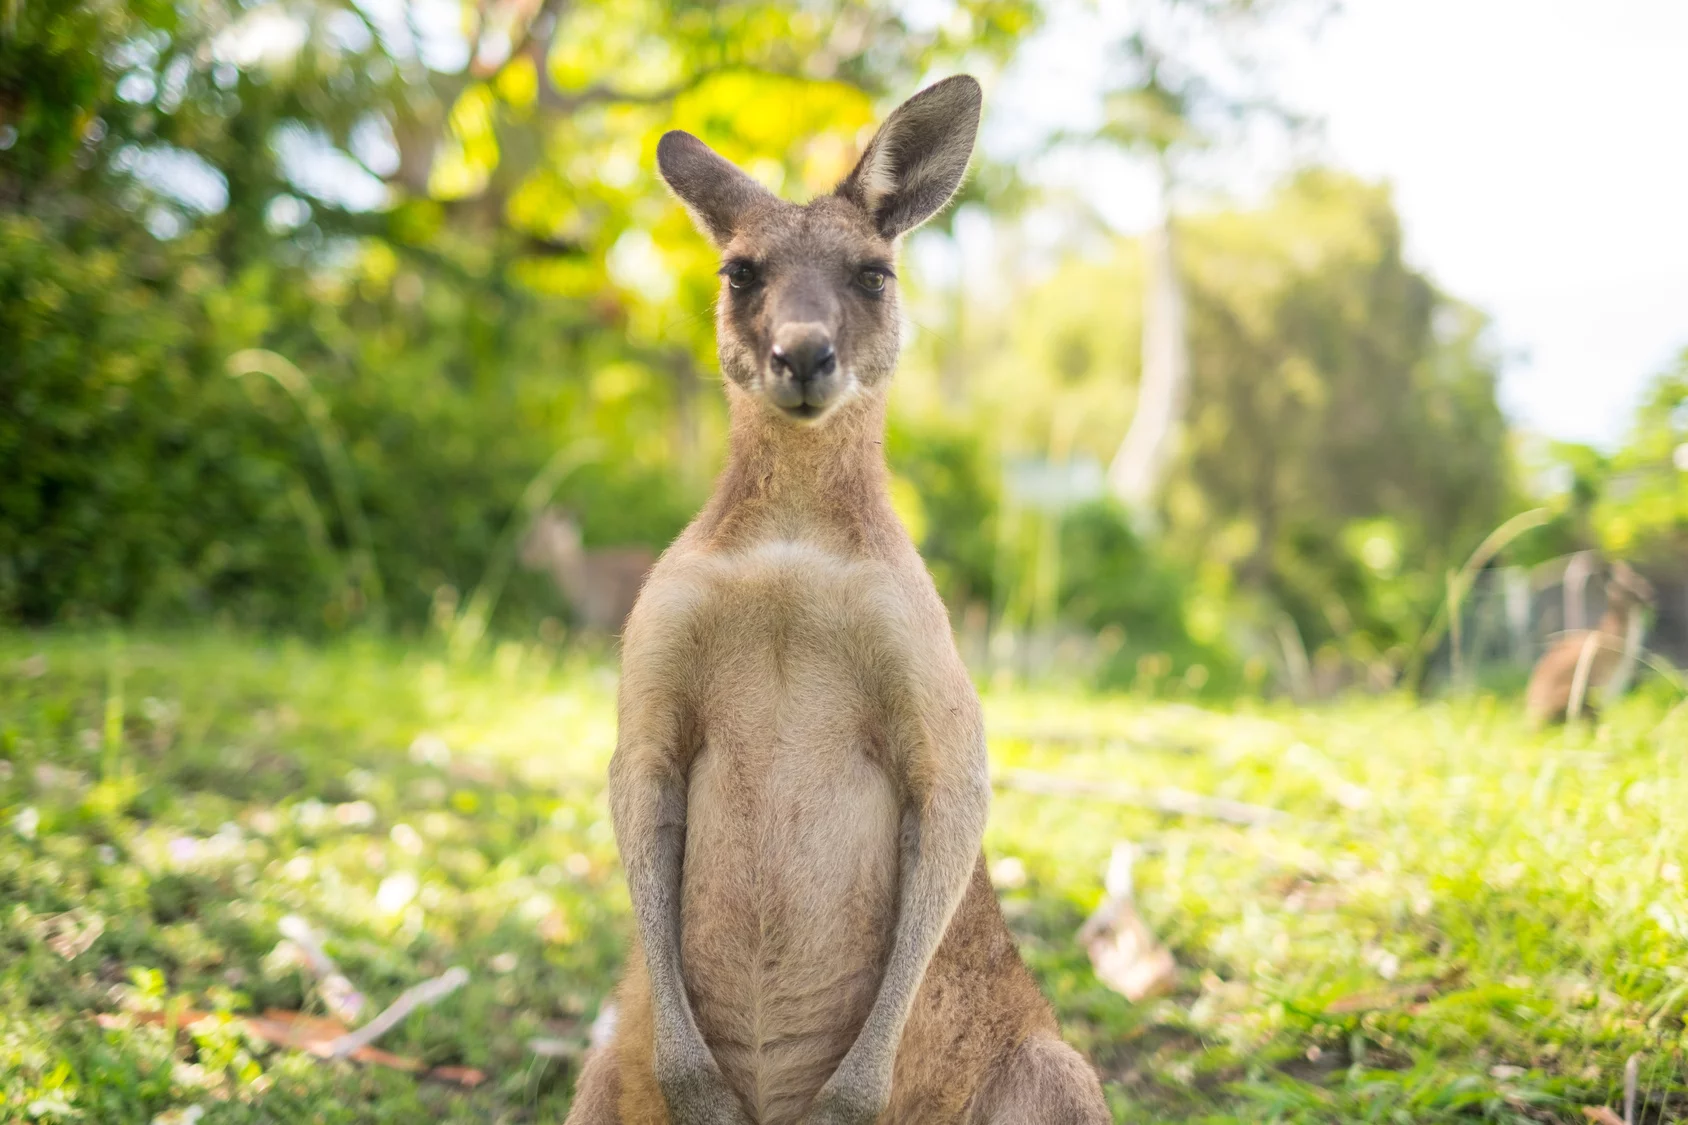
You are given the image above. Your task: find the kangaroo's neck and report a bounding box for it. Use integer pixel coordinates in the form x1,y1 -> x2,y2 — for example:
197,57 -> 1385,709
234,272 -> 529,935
696,384 -> 898,551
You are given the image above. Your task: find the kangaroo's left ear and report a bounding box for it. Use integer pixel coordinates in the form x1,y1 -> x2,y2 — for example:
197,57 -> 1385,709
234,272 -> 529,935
837,75 -> 982,240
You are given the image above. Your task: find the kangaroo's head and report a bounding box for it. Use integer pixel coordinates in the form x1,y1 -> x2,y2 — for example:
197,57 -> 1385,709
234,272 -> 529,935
657,75 -> 981,424
1607,560 -> 1657,611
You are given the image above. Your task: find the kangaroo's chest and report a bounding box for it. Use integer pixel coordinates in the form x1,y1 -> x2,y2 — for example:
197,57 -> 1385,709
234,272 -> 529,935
661,540 -> 909,1122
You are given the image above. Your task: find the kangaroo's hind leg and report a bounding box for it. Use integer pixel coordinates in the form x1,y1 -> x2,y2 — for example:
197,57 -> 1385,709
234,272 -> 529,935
967,1034 -> 1111,1125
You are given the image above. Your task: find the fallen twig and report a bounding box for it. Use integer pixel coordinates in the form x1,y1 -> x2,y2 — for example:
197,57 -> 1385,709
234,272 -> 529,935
278,915 -> 364,1023
1625,1053 -> 1640,1125
40,909 -> 105,960
326,967 -> 469,1060
1283,742 -> 1372,811
995,770 -> 1288,826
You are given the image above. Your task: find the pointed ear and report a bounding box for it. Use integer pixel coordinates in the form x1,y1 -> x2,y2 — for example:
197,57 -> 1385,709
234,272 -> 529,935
657,131 -> 776,245
837,75 -> 982,240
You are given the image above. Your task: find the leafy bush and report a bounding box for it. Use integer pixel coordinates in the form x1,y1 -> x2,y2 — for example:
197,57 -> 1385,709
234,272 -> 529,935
1057,501 -> 1241,693
0,211 -> 694,632
0,216 -> 329,626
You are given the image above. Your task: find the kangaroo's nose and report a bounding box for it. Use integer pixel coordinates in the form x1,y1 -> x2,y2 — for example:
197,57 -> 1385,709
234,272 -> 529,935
771,327 -> 837,386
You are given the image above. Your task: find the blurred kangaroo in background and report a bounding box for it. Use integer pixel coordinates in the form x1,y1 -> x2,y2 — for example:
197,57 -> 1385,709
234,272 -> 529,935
521,508 -> 654,634
1525,559 -> 1656,724
563,77 -> 1109,1125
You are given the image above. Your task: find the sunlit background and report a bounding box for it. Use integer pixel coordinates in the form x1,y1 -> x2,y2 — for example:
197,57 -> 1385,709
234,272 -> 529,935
4,2 -> 1688,1122
6,0 -> 1687,697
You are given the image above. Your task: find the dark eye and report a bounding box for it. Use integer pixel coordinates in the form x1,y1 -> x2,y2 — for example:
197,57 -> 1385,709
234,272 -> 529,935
724,262 -> 757,290
856,267 -> 888,293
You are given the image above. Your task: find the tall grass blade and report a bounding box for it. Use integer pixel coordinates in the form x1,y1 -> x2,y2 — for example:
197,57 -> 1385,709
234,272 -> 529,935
1408,507 -> 1550,692
226,349 -> 386,628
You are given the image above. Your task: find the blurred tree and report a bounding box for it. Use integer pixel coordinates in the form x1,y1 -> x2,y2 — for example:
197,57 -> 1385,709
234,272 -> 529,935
1087,0 -> 1330,517
0,0 -> 1036,629
1174,172 -> 1512,669
950,171 -> 1512,674
1594,349 -> 1688,568
1495,350 -> 1687,576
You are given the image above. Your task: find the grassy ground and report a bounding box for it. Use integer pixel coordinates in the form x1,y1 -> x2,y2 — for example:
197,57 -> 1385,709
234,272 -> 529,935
2,632 -> 1686,1124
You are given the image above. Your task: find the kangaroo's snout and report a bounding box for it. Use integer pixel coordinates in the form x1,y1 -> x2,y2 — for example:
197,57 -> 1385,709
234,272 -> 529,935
767,322 -> 841,418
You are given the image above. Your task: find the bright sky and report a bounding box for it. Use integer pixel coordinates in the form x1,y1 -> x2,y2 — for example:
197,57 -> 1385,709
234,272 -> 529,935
986,0 -> 1688,449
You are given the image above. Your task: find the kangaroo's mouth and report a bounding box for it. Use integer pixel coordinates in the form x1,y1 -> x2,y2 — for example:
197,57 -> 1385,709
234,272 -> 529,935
780,402 -> 825,422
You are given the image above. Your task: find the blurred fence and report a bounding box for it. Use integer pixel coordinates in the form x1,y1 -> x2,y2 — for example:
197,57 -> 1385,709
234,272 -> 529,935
1449,557 -> 1688,682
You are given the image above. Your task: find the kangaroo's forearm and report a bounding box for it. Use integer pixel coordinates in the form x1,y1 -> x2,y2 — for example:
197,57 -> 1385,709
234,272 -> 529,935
609,756 -> 706,1059
831,768 -> 988,1091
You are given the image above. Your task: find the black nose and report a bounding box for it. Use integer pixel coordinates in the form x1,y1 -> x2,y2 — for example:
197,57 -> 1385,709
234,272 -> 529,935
771,337 -> 837,385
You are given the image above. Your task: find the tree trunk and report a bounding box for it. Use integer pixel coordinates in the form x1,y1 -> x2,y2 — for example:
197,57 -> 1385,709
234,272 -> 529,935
1108,167 -> 1188,519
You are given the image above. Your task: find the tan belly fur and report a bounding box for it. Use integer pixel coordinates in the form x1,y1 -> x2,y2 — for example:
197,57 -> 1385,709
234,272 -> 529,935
676,548 -> 901,1124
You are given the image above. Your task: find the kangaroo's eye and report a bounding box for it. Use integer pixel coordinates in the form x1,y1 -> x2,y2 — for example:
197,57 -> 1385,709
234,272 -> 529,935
724,262 -> 758,290
856,267 -> 888,293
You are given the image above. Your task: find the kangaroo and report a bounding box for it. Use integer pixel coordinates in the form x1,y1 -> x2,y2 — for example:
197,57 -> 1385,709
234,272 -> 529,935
1525,559 -> 1655,724
521,508 -> 655,634
563,77 -> 1110,1125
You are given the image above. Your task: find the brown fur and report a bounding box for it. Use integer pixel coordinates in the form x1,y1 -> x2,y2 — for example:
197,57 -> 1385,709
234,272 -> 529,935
1524,561 -> 1655,725
564,78 -> 1107,1125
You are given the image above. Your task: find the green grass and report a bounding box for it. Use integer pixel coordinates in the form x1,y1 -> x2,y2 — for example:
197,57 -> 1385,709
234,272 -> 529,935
2,631 -> 1685,1123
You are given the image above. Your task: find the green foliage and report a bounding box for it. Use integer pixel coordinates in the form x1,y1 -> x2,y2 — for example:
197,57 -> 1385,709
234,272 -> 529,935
1505,349 -> 1688,576
4,633 -> 1684,1122
925,171 -> 1515,682
0,0 -> 1523,693
1057,501 -> 1240,693
0,216 -> 324,625
1596,349 -> 1688,566
1174,172 -> 1514,662
0,0 -> 1034,633
886,415 -> 1000,610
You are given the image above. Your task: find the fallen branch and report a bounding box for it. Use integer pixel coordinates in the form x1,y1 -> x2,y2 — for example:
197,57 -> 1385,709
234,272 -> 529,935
326,967 -> 469,1060
277,915 -> 364,1023
994,770 -> 1288,826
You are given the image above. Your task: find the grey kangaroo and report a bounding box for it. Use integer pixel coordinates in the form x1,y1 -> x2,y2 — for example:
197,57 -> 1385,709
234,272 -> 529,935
564,76 -> 1112,1125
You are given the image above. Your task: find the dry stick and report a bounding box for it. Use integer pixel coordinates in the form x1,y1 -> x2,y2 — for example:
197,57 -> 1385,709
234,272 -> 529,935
278,915 -> 364,1023
1623,1053 -> 1639,1125
326,967 -> 469,1060
994,770 -> 1288,826
1566,630 -> 1604,723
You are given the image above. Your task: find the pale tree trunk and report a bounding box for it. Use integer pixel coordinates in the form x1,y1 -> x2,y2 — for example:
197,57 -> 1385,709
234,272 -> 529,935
1108,166 -> 1188,518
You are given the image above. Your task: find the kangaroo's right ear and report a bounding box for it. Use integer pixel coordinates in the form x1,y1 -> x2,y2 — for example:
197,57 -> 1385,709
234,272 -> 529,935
657,131 -> 776,246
